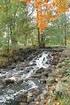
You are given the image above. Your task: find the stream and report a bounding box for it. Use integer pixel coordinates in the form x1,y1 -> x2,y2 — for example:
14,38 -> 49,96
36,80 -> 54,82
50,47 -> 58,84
0,50 -> 60,105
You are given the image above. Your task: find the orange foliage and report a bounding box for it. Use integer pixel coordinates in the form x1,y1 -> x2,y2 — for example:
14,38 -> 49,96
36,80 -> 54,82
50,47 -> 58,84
34,0 -> 41,8
37,12 -> 48,32
53,0 -> 68,13
20,0 -> 69,32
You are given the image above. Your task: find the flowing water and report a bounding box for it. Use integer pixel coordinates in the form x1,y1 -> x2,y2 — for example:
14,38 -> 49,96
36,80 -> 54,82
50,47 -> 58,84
0,51 -> 55,105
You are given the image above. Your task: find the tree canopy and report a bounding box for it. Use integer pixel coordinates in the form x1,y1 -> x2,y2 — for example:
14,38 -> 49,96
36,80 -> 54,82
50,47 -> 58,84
21,0 -> 70,32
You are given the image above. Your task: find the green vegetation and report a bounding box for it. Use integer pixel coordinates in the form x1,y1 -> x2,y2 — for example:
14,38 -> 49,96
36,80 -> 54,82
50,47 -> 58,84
0,0 -> 70,51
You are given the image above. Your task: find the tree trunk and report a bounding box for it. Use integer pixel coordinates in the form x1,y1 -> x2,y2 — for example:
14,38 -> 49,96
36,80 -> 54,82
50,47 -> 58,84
64,24 -> 67,46
38,27 -> 41,47
40,33 -> 45,48
37,28 -> 45,48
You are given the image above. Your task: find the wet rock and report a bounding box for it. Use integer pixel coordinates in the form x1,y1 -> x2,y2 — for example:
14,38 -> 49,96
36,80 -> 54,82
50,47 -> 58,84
5,79 -> 15,85
7,63 -> 16,70
27,92 -> 33,103
0,79 -> 4,88
35,68 -> 45,74
4,77 -> 16,85
15,93 -> 27,103
0,84 -> 3,88
41,79 -> 47,85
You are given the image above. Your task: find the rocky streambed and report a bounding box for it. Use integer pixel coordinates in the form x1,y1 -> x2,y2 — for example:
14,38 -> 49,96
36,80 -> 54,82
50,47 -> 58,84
0,48 -> 63,105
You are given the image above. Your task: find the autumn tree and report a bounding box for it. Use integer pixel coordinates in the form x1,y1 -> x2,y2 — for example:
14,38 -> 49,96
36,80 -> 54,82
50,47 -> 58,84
22,0 -> 70,47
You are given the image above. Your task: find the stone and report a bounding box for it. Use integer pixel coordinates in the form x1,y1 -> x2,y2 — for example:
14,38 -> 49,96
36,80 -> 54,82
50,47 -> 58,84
5,78 -> 15,85
15,94 -> 27,103
20,102 -> 27,105
36,101 -> 39,105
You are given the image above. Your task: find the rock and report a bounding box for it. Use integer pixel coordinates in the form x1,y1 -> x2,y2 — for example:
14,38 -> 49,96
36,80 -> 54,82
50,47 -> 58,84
4,77 -> 16,85
35,101 -> 39,105
27,92 -> 33,102
28,92 -> 32,97
8,63 -> 16,69
43,89 -> 47,95
20,102 -> 27,105
15,94 -> 27,103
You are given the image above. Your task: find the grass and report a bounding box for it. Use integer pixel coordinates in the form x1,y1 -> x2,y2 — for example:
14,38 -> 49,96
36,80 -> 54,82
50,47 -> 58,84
45,48 -> 70,105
